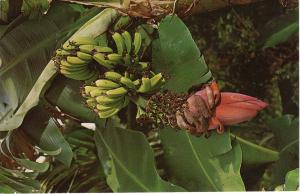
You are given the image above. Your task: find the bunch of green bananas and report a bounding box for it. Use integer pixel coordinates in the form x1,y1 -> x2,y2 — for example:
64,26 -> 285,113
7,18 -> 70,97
55,30 -> 149,81
83,71 -> 165,118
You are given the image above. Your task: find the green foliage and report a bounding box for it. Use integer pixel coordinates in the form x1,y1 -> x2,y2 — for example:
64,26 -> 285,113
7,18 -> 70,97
261,9 -> 298,49
94,120 -> 185,192
284,168 -> 299,191
153,15 -> 212,93
268,115 -> 299,186
160,128 -> 245,191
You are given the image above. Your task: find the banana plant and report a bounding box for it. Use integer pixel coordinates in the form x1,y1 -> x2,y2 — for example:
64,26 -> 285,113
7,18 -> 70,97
0,0 -> 298,192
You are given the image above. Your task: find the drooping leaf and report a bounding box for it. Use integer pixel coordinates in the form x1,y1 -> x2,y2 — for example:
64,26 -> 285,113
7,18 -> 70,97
0,167 -> 41,192
159,128 -> 245,191
45,76 -> 98,122
268,115 -> 299,186
230,133 -> 279,165
0,3 -> 85,131
284,168 -> 299,191
22,109 -> 73,167
152,15 -> 212,93
0,7 -> 118,131
94,121 -> 186,192
268,114 -> 299,153
261,9 -> 298,49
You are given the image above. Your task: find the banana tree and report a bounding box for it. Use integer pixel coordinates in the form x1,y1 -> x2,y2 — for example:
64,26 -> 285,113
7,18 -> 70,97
0,0 -> 298,192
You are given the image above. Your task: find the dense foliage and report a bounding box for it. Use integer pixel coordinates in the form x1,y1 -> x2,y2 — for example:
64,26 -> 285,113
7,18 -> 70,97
0,0 -> 298,192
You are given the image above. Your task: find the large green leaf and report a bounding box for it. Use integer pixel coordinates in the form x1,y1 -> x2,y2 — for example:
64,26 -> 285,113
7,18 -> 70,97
284,168 -> 299,191
152,15 -> 212,93
94,121 -> 186,192
0,7 -> 118,131
0,3 -> 84,131
22,108 -> 73,167
261,9 -> 298,49
159,128 -> 245,191
268,114 -> 299,153
268,115 -> 299,186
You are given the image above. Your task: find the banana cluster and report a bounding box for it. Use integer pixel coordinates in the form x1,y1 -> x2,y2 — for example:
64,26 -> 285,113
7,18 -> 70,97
83,71 -> 165,119
55,30 -> 149,82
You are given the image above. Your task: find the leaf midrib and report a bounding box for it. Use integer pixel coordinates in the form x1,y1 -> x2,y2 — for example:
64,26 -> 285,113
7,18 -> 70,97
97,130 -> 151,192
184,132 -> 219,191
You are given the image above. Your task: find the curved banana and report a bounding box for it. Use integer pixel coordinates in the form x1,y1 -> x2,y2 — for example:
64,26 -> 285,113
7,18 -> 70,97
112,32 -> 125,55
86,98 -> 97,108
79,45 -> 96,54
96,95 -> 123,105
56,49 -> 71,56
107,53 -> 123,63
106,87 -> 128,97
104,71 -> 122,81
90,88 -> 108,98
94,46 -> 113,53
60,68 -> 94,81
84,86 -> 98,95
93,53 -> 115,69
77,51 -> 93,61
67,56 -> 87,65
150,73 -> 163,88
63,42 -> 76,50
133,32 -> 142,55
137,77 -> 151,93
95,79 -> 120,89
60,60 -> 87,68
72,37 -> 97,46
98,108 -> 120,118
113,16 -> 131,31
122,31 -> 132,54
120,77 -> 135,89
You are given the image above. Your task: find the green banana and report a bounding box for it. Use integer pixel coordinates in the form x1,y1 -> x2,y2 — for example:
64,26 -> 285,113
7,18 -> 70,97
84,86 -> 98,95
106,87 -> 128,97
120,77 -> 135,89
133,32 -> 142,55
79,45 -> 96,54
60,68 -> 93,81
72,37 -> 97,46
122,31 -> 132,54
137,77 -> 151,93
60,65 -> 87,72
133,79 -> 140,86
86,98 -> 97,108
107,53 -> 123,63
77,51 -> 93,61
95,79 -> 120,89
60,60 -> 87,68
139,62 -> 149,69
96,95 -> 123,105
123,96 -> 130,107
104,71 -> 122,81
63,42 -> 76,50
112,32 -> 125,55
123,53 -> 131,66
94,46 -> 113,53
96,98 -> 123,111
98,108 -> 120,118
67,56 -> 88,65
84,71 -> 99,84
93,53 -> 115,69
150,73 -> 163,88
113,16 -> 131,31
56,49 -> 71,56
90,88 -> 108,98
